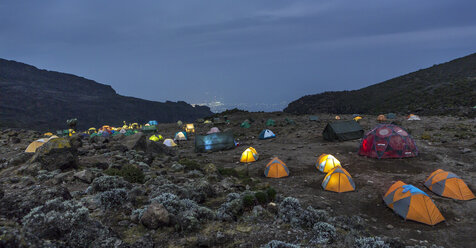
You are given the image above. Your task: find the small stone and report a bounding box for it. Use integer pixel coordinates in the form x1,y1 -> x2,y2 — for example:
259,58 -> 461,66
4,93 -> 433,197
74,170 -> 94,183
454,217 -> 461,222
371,218 -> 377,222
386,224 -> 394,230
461,148 -> 471,154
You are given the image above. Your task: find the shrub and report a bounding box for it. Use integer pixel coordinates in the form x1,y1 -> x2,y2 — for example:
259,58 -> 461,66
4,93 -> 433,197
309,222 -> 336,244
96,188 -> 128,210
278,197 -> 303,226
88,175 -> 131,193
217,167 -> 239,177
266,187 -> 277,201
262,240 -> 300,248
104,164 -> 144,184
254,191 -> 268,205
354,236 -> 390,248
242,194 -> 256,209
216,193 -> 243,221
178,158 -> 201,171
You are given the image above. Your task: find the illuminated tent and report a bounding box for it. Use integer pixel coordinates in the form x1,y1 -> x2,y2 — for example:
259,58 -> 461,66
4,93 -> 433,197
407,114 -> 421,121
384,181 -> 445,225
163,139 -> 177,147
377,115 -> 387,122
259,129 -> 276,140
264,157 -> 289,178
316,154 -> 341,173
353,116 -> 362,122
149,135 -> 163,142
195,131 -> 235,153
43,132 -> 53,137
335,116 -> 341,120
321,167 -> 355,193
240,147 -> 258,163
174,131 -> 188,141
424,169 -> 475,200
204,120 -> 213,124
359,124 -> 418,159
185,124 -> 195,133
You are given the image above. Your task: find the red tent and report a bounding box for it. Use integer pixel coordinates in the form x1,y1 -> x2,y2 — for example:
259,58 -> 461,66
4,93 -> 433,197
358,124 -> 418,159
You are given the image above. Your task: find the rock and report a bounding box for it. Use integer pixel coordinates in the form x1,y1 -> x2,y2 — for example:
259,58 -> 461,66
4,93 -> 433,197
9,152 -> 33,166
146,140 -> 175,156
29,138 -> 77,171
140,203 -> 170,229
68,135 -> 83,150
461,148 -> 471,154
171,163 -> 184,171
267,202 -> 278,214
202,163 -> 217,174
74,170 -> 95,183
386,224 -> 394,230
123,133 -> 147,152
137,162 -> 150,171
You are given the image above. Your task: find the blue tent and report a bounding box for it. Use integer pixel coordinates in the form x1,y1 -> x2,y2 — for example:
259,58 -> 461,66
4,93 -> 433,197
259,129 -> 276,140
148,120 -> 158,126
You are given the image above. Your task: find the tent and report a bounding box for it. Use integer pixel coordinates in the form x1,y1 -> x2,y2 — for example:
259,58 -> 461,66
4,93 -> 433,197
259,129 -> 276,140
385,113 -> 396,119
163,139 -> 177,147
174,131 -> 188,141
88,128 -> 97,134
120,128 -> 126,134
240,147 -> 259,163
424,169 -> 475,200
264,157 -> 289,178
266,119 -> 276,127
335,116 -> 341,120
316,154 -> 341,173
377,115 -> 387,122
383,181 -> 445,225
185,124 -> 195,133
43,132 -> 53,137
131,123 -> 140,129
207,127 -> 220,134
204,120 -> 212,124
407,114 -> 421,121
352,114 -> 360,118
309,116 -> 319,121
322,167 -> 355,193
353,116 -> 362,122
358,124 -> 418,159
285,118 -> 295,125
240,120 -> 251,128
25,138 -> 49,153
142,125 -> 157,133
149,135 -> 163,142
322,121 -> 364,141
148,120 -> 158,126
195,131 -> 235,153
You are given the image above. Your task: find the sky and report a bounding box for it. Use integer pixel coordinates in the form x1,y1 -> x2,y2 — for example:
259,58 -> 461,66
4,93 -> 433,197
1,0 -> 475,112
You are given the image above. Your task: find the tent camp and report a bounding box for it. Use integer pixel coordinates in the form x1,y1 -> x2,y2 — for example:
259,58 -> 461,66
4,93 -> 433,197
309,115 -> 319,121
174,131 -> 188,141
264,157 -> 289,178
322,167 -> 355,193
316,154 -> 341,173
266,119 -> 276,127
322,121 -> 364,141
163,139 -> 177,147
358,124 -> 418,159
195,131 -> 235,153
384,181 -> 445,226
185,124 -> 195,133
240,120 -> 251,128
207,127 -> 220,134
385,113 -> 396,119
424,169 -> 475,200
259,129 -> 276,140
240,147 -> 259,163
407,114 -> 421,121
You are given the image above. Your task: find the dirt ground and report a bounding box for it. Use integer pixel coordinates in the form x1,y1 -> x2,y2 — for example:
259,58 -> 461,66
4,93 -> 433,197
161,112 -> 476,248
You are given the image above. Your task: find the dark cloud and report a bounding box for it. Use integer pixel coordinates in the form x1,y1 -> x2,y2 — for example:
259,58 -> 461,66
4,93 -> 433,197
1,0 -> 475,111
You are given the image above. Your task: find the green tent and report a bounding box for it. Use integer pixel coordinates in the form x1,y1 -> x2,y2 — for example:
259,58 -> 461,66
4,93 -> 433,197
142,125 -> 157,133
266,119 -> 276,127
322,121 -> 364,141
285,117 -> 295,125
195,131 -> 235,153
309,115 -> 319,121
241,120 -> 251,128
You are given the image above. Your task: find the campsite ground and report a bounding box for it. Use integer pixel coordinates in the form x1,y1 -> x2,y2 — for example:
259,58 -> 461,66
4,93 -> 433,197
171,112 -> 476,247
1,112 -> 475,247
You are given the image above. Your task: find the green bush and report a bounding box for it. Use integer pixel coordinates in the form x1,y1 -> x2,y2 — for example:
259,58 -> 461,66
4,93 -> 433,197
242,194 -> 256,209
218,167 -> 239,177
266,187 -> 277,201
254,191 -> 268,205
104,164 -> 144,184
179,158 -> 201,171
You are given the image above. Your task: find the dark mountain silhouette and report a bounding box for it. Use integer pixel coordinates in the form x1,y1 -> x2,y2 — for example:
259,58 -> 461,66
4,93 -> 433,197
284,53 -> 476,116
0,58 -> 212,131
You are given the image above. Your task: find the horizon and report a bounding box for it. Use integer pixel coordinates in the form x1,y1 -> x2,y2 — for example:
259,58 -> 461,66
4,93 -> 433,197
1,0 -> 475,112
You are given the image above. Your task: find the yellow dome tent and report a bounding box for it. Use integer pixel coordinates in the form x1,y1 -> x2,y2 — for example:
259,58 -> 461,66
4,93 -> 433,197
240,147 -> 259,163
322,167 -> 355,193
149,135 -> 164,142
353,116 -> 362,122
25,135 -> 61,153
185,124 -> 195,133
43,132 -> 53,137
316,154 -> 341,173
163,139 -> 177,147
264,157 -> 289,178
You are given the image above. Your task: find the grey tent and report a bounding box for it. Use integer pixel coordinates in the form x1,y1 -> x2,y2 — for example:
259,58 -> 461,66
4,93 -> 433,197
309,115 -> 319,121
195,131 -> 235,152
322,121 -> 364,141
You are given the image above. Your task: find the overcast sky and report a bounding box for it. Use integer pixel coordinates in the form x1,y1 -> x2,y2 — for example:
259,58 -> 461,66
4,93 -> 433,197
1,0 -> 475,111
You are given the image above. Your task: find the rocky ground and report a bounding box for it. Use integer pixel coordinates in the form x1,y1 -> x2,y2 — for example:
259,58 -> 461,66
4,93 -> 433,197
0,112 -> 474,248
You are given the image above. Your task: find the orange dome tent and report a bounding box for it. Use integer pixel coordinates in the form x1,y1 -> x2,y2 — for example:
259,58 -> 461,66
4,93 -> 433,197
316,154 -> 341,173
384,181 -> 445,226
424,169 -> 475,200
240,147 -> 259,163
377,115 -> 387,122
264,157 -> 289,178
335,115 -> 341,120
322,167 -> 355,193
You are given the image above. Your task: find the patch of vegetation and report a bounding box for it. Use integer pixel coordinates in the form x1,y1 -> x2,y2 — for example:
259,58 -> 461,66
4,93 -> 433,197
266,187 -> 277,201
104,164 -> 144,184
421,132 -> 432,140
178,158 -> 201,171
241,194 -> 256,210
254,191 -> 268,205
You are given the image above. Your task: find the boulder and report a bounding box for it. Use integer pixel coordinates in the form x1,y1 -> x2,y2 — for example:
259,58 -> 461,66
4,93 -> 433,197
74,170 -> 95,183
146,140 -> 175,156
123,133 -> 147,152
140,203 -> 170,229
29,138 -> 77,171
68,135 -> 83,150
